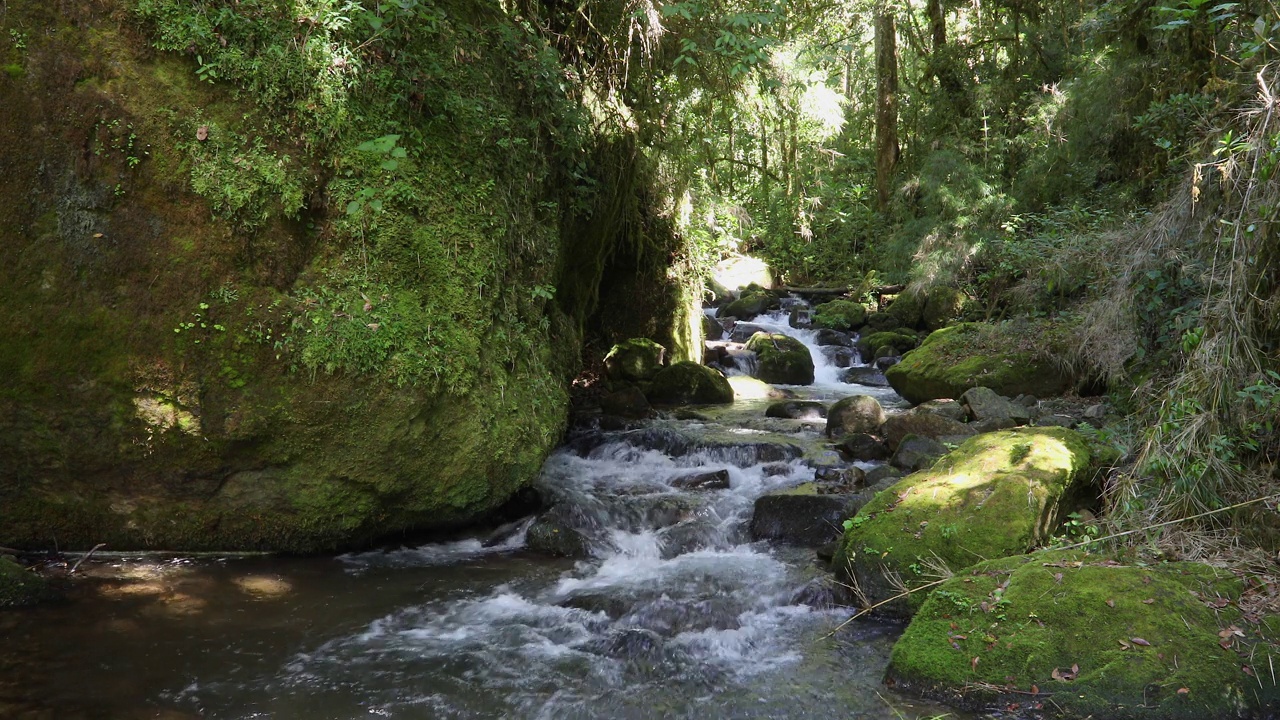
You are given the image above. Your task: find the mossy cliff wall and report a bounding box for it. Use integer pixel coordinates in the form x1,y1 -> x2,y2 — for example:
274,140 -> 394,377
0,0 -> 681,551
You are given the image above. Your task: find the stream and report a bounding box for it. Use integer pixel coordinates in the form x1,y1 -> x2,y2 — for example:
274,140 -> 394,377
0,300 -> 973,720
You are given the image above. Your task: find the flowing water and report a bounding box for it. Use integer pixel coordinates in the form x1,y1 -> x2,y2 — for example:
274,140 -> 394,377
0,300 -> 972,720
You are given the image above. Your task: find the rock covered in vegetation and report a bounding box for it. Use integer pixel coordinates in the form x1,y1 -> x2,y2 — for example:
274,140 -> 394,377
810,299 -> 867,330
0,556 -> 50,607
888,553 -> 1279,719
920,285 -> 970,330
826,395 -> 887,438
858,331 -> 919,359
886,287 -> 927,327
886,321 -> 1077,405
717,289 -> 777,321
605,339 -> 667,383
765,400 -> 827,420
745,332 -> 815,385
646,362 -> 735,405
838,427 -> 1091,616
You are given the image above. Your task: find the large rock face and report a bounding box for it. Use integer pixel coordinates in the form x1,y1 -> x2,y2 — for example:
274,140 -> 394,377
885,321 -> 1076,405
889,553 -> 1279,719
0,1 -> 675,551
838,427 -> 1091,616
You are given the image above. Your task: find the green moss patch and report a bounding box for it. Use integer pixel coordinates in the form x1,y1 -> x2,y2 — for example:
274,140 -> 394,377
839,427 -> 1091,615
885,320 -> 1078,404
745,332 -> 814,385
811,299 -> 867,330
889,553 -> 1279,719
0,556 -> 50,607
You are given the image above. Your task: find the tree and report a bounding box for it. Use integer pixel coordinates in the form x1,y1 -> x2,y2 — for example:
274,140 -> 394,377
874,8 -> 899,210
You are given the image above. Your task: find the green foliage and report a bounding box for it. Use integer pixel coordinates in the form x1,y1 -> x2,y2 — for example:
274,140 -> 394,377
183,121 -> 305,231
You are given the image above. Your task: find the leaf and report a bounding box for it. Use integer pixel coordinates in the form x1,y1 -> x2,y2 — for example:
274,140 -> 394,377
1106,599 -> 1115,608
196,125 -> 209,141
1242,665 -> 1255,677
345,200 -> 362,215
1119,640 -> 1132,650
380,159 -> 400,171
1177,687 -> 1189,696
971,656 -> 979,672
1054,573 -> 1063,584
1208,597 -> 1231,609
1142,598 -> 1155,604
1031,684 -> 1039,694
1130,638 -> 1151,647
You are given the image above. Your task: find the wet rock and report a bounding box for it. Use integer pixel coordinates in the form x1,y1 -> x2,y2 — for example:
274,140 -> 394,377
750,483 -> 869,545
558,592 -> 632,619
624,596 -> 741,635
914,398 -> 966,422
482,517 -> 533,548
603,627 -> 665,660
717,290 -> 776,321
658,519 -> 723,558
646,362 -> 734,405
839,428 -> 1092,617
880,410 -> 974,451
526,509 -> 593,558
745,332 -> 815,385
765,400 -> 827,420
729,322 -> 771,343
1036,414 -> 1078,429
961,386 -> 1031,424
815,465 -> 867,490
890,434 -> 948,472
626,494 -> 703,529
874,356 -> 900,370
811,299 -> 867,331
836,433 -> 891,462
670,469 -> 731,491
788,308 -> 812,329
815,329 -> 853,347
864,465 -> 904,486
761,462 -> 793,477
821,346 -> 858,368
702,314 -> 725,341
569,427 -> 803,466
971,416 -> 1019,433
826,395 -> 886,438
842,366 -> 890,387
605,338 -> 667,383
790,577 -> 855,609
600,386 -> 652,419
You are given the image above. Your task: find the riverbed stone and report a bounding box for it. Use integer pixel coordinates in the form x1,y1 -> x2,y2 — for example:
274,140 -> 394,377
826,395 -> 887,438
599,386 -> 652,419
837,427 -> 1092,617
822,346 -> 857,368
745,332 -> 815,385
750,483 -> 869,545
961,386 -> 1032,424
646,362 -> 735,405
836,433 -> 891,462
858,331 -> 919,359
880,410 -> 975,451
526,510 -> 593,558
842,366 -> 890,387
729,322 -> 771,343
815,329 -> 854,347
765,400 -> 827,420
702,314 -> 725,341
885,321 -> 1076,405
889,434 -> 948,472
811,299 -> 867,330
717,290 -> 775,321
604,338 -> 667,383
863,312 -> 901,332
886,286 -> 926,327
670,469 -> 731,491
888,553 -> 1278,719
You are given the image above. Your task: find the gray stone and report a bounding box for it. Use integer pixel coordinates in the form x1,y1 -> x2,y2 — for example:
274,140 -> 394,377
915,398 -> 967,422
880,410 -> 975,450
750,484 -> 869,545
822,346 -> 857,368
670,469 -> 731,491
729,322 -> 771,343
961,386 -> 1032,424
842,366 -> 890,387
600,386 -> 651,419
765,400 -> 827,420
526,511 -> 593,558
971,416 -> 1019,433
1084,403 -> 1106,419
702,314 -> 725,340
890,434 -> 948,472
788,308 -> 812,329
836,433 -> 891,462
814,465 -> 867,490
864,465 -> 905,486
815,329 -> 854,347
1036,414 -> 1079,429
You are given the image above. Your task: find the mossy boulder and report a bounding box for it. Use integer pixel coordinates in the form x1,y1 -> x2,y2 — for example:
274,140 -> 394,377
745,332 -> 815,385
717,290 -> 776,321
920,285 -> 970,330
889,553 -> 1279,719
811,300 -> 868,331
838,427 -> 1091,616
886,321 -> 1076,405
0,556 -> 51,607
858,330 -> 920,359
647,362 -> 734,405
604,338 -> 667,383
887,286 -> 926,327
826,395 -> 887,438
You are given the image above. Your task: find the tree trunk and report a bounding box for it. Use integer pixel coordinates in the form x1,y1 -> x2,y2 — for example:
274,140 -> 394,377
874,11 -> 899,211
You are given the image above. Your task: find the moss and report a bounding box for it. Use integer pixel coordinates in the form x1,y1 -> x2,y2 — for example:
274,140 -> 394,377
718,290 -> 776,320
885,320 -> 1077,404
604,338 -> 667,382
647,362 -> 734,405
889,553 -> 1278,719
745,332 -> 815,385
2,63 -> 23,78
887,286 -> 926,327
811,299 -> 868,330
840,427 -> 1091,616
0,556 -> 50,607
858,330 -> 920,358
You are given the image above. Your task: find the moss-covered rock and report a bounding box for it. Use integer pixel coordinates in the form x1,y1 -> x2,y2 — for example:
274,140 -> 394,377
858,330 -> 920,359
604,338 -> 667,383
888,553 -> 1279,719
838,427 -> 1091,616
717,290 -> 776,321
887,286 -> 926,327
745,332 -> 815,385
826,395 -> 887,438
920,285 -> 970,330
811,299 -> 868,331
0,556 -> 50,607
647,362 -> 734,405
885,321 -> 1076,405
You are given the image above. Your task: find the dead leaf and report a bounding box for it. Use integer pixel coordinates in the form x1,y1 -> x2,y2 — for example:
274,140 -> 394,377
1106,599 -> 1115,608
1031,684 -> 1039,695
1177,687 -> 1189,696
1243,665 -> 1255,677
92,233 -> 104,239
1142,598 -> 1155,605
1130,638 -> 1151,647
971,656 -> 980,672
196,125 -> 209,142
1208,597 -> 1231,609
1219,626 -> 1244,638
1051,665 -> 1078,682
1220,639 -> 1234,650
1054,573 -> 1063,584
1071,663 -> 1079,675
1118,640 -> 1132,650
